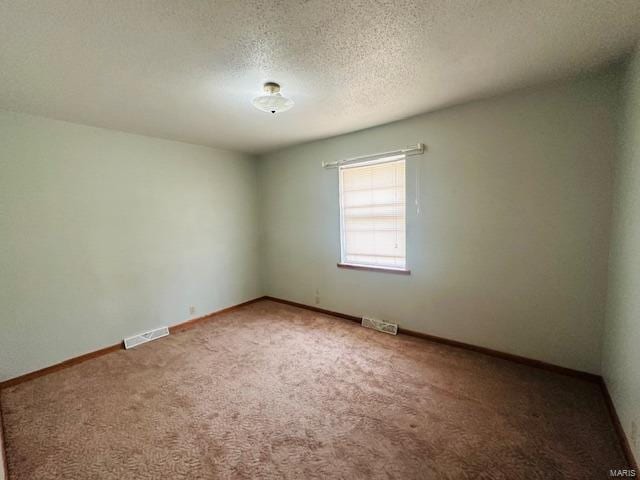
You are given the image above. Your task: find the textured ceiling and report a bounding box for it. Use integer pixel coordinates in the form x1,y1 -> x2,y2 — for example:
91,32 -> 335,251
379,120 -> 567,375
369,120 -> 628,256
0,1 -> 639,154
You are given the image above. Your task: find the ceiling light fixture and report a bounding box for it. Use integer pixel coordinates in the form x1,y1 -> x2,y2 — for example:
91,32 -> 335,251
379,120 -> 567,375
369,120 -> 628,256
252,82 -> 294,114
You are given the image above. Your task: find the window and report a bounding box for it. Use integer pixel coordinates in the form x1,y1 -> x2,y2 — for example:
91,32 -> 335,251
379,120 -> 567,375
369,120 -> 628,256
339,155 -> 406,272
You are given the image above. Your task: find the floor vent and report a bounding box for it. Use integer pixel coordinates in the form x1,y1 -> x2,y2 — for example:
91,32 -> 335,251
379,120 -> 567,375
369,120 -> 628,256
362,316 -> 398,335
124,326 -> 169,349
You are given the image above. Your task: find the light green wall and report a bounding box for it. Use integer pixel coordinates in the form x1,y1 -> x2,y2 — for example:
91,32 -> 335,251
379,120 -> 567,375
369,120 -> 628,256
258,69 -> 620,374
0,111 -> 261,381
603,44 -> 640,462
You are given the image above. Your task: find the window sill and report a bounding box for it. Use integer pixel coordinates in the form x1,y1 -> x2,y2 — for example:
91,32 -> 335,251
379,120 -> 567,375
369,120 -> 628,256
337,263 -> 411,275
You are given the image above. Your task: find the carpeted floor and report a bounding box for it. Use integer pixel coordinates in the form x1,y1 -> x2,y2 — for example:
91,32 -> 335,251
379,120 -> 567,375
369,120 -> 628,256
0,300 -> 627,479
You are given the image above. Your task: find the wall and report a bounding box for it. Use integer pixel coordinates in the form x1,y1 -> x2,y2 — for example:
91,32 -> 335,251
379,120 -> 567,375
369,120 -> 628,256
258,69 -> 619,374
603,44 -> 640,463
0,111 -> 261,382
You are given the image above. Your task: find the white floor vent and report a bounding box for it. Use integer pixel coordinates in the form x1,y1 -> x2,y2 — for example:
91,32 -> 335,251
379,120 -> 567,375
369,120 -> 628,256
124,326 -> 169,349
362,316 -> 398,335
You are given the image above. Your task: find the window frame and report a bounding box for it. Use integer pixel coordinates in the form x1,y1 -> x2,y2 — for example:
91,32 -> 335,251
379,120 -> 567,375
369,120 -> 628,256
337,156 -> 410,275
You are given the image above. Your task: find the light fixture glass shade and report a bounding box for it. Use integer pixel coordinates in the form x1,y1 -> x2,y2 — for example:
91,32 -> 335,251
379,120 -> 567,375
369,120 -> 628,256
252,92 -> 294,114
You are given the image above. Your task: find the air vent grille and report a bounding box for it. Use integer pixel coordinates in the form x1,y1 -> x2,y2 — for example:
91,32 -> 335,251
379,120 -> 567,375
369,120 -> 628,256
124,326 -> 169,349
362,317 -> 398,335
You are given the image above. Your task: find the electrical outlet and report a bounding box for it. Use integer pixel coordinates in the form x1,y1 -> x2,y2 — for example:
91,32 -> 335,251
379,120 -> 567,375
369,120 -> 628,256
189,306 -> 196,316
314,289 -> 320,305
632,421 -> 638,449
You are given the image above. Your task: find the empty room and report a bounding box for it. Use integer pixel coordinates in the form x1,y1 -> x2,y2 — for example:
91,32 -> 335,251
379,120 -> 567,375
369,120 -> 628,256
1,1 -> 640,479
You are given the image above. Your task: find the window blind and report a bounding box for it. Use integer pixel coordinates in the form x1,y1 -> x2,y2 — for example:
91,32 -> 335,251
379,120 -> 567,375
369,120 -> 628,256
339,156 -> 406,269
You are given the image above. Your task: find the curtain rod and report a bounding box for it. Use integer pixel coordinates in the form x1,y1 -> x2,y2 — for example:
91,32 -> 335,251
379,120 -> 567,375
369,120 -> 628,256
322,143 -> 425,169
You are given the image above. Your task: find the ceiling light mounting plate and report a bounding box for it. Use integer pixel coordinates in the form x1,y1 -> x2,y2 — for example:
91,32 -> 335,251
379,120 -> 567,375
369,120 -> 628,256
263,82 -> 281,94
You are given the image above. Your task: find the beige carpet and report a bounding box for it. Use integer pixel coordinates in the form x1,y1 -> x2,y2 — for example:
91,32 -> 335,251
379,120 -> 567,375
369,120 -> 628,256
0,300 -> 627,479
